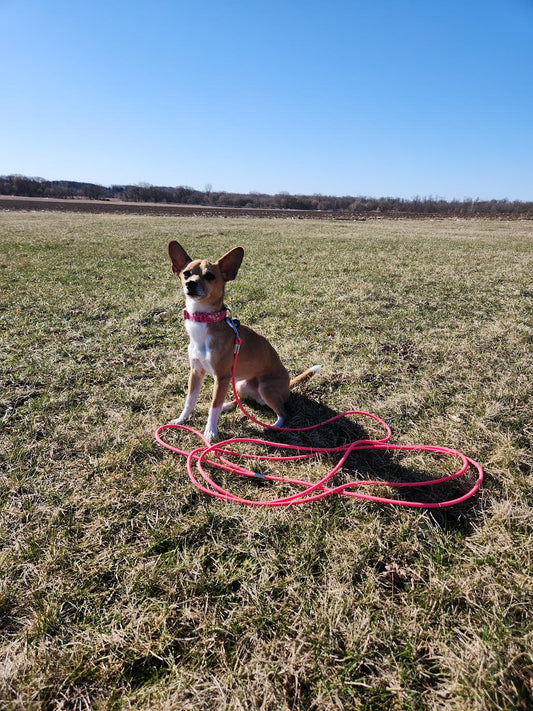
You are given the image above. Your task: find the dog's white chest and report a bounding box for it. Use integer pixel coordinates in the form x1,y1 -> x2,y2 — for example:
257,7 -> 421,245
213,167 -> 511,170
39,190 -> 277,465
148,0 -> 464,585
185,321 -> 216,375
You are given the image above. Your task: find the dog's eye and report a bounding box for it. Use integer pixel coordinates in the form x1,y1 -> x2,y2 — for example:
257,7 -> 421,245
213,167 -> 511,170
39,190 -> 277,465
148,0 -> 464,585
182,270 -> 191,279
204,272 -> 216,281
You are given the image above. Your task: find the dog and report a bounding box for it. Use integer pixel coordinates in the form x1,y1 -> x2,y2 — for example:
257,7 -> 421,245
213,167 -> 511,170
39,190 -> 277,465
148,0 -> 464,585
167,240 -> 320,442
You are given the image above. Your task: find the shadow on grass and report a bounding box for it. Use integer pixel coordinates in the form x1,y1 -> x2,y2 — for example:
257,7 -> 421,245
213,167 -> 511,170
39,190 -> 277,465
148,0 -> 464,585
223,391 -> 483,531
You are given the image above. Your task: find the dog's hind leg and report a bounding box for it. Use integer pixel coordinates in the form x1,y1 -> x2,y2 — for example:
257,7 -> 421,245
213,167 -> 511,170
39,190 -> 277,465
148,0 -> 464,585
222,379 -> 264,413
258,377 -> 289,429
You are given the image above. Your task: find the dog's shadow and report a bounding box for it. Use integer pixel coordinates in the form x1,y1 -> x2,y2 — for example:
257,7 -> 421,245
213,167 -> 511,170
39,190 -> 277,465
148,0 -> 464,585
224,391 -> 481,529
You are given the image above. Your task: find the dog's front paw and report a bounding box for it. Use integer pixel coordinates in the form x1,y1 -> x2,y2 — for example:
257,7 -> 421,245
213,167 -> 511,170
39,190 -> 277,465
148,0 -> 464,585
203,426 -> 217,443
169,414 -> 188,425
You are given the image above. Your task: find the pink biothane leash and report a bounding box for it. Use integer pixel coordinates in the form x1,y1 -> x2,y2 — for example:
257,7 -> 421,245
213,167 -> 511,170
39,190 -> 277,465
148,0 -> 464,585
155,314 -> 484,508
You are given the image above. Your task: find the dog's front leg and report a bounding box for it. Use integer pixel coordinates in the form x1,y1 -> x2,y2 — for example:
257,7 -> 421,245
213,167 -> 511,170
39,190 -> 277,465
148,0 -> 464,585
170,366 -> 205,425
204,374 -> 231,442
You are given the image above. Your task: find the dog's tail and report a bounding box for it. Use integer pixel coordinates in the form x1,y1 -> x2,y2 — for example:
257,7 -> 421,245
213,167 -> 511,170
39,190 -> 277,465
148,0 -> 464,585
289,364 -> 321,389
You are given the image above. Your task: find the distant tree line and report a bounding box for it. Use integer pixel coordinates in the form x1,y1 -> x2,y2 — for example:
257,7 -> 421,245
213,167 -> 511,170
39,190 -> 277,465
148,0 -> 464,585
1,174 -> 531,217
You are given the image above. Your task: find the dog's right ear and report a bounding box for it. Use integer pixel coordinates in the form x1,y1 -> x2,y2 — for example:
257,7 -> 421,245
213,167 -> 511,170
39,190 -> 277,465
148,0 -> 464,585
168,241 -> 192,274
217,247 -> 244,281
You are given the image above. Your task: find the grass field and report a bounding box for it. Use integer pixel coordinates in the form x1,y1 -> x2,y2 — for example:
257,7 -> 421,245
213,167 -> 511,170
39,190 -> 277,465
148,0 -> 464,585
1,211 -> 532,710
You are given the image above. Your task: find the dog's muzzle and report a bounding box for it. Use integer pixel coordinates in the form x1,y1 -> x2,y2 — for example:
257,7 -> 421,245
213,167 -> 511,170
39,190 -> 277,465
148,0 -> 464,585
185,280 -> 203,297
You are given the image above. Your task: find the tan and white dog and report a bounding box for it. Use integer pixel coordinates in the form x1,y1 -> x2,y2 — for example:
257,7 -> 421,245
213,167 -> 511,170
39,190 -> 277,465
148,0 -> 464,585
168,241 -> 320,442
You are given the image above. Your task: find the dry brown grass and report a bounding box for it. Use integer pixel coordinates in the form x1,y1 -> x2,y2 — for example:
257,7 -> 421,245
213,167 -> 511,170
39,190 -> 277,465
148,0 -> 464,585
1,212 -> 532,709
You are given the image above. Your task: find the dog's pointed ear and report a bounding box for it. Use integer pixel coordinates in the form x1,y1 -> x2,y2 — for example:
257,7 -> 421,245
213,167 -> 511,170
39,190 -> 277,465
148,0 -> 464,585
168,241 -> 192,274
217,247 -> 244,281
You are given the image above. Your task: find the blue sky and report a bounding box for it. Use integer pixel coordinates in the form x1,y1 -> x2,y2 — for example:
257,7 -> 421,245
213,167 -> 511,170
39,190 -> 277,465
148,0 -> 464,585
1,0 -> 532,200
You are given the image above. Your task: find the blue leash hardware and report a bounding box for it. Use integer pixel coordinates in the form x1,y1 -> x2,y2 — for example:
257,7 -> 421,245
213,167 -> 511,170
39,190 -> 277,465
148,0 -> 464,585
225,307 -> 242,354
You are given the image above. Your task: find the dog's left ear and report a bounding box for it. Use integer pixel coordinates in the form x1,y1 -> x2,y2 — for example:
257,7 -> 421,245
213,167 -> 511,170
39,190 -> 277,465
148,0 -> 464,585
168,241 -> 192,274
217,247 -> 244,281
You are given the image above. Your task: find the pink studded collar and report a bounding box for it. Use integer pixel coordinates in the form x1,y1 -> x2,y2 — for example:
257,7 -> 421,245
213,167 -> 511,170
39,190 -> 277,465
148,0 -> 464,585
182,308 -> 228,323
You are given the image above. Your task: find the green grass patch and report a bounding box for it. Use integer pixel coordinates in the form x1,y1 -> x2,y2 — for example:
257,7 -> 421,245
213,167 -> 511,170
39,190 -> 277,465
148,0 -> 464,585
1,212 -> 531,709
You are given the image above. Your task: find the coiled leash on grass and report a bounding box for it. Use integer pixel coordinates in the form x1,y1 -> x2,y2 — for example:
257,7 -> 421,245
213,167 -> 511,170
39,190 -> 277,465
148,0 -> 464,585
155,315 -> 484,508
